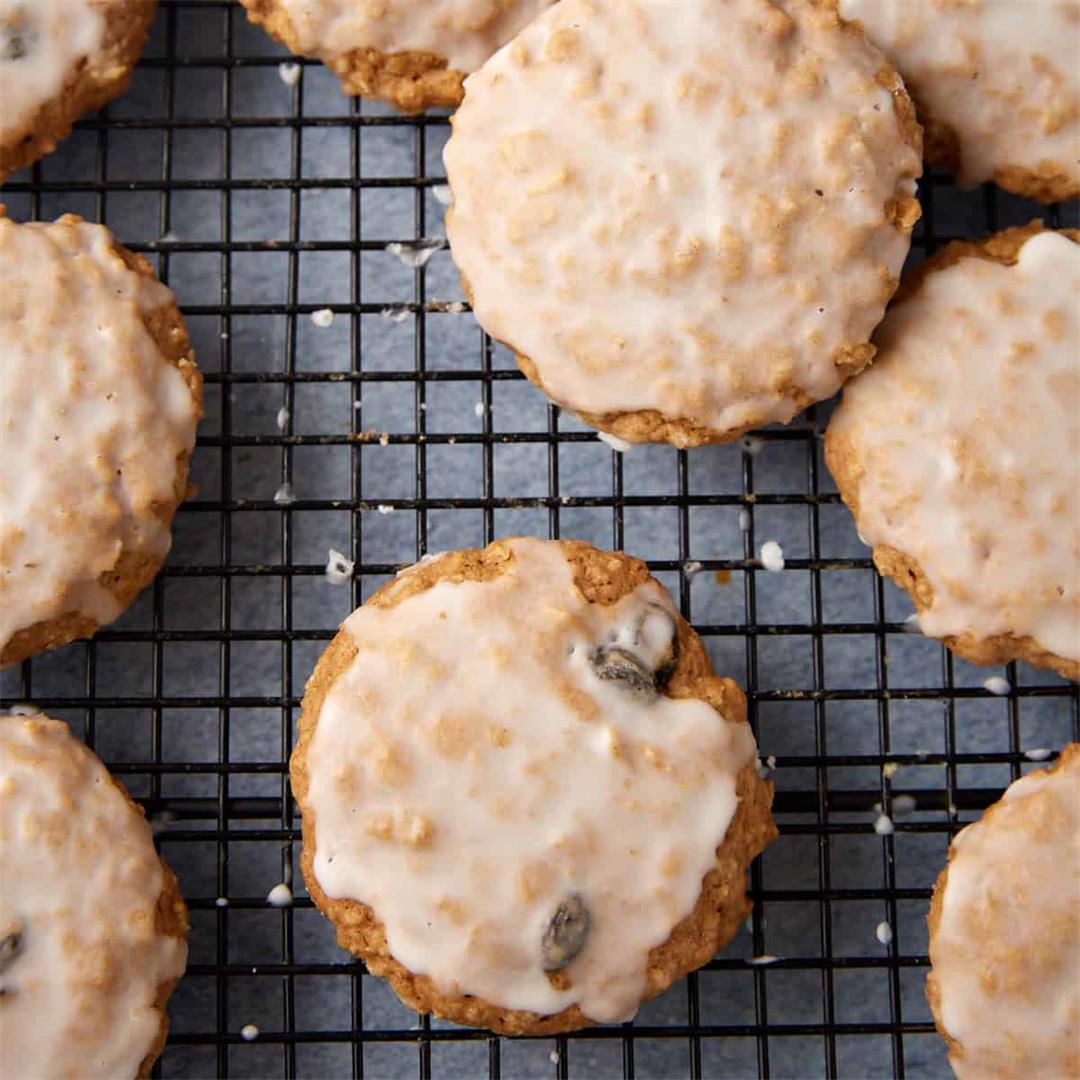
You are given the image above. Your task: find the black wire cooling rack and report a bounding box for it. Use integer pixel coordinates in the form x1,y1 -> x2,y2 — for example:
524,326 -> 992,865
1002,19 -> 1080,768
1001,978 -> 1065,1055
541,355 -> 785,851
1,3 -> 1078,1078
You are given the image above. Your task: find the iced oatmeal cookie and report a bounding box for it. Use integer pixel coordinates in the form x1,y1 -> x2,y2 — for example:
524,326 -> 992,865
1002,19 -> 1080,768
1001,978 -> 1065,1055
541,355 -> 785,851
0,713 -> 188,1079
237,0 -> 554,112
825,223 -> 1079,680
0,211 -> 202,668
0,0 -> 157,182
443,0 -> 922,447
291,537 -> 776,1033
926,744 -> 1080,1079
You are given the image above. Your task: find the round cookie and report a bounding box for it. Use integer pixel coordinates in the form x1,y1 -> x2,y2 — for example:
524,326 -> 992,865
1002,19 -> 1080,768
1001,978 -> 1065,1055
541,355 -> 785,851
825,223 -> 1079,680
238,0 -> 554,113
926,744 -> 1080,1079
0,713 -> 189,1079
0,0 -> 157,182
837,0 -> 1080,203
0,210 -> 202,668
443,0 -> 922,448
291,537 -> 776,1034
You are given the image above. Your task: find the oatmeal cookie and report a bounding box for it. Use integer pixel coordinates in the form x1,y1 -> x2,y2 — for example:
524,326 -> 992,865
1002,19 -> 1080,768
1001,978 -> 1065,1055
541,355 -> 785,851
926,744 -> 1080,1079
825,223 -> 1079,680
838,0 -> 1080,202
291,537 -> 776,1033
443,0 -> 922,448
238,0 -> 553,113
0,210 -> 202,668
0,713 -> 188,1079
0,0 -> 157,182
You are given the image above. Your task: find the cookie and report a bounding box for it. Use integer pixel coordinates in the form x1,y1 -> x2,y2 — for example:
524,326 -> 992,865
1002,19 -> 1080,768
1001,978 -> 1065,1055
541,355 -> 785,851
926,744 -> 1080,1079
291,537 -> 776,1034
0,210 -> 202,668
837,0 -> 1080,203
0,0 -> 157,182
442,0 -> 922,448
238,0 -> 554,113
0,713 -> 188,1078
825,223 -> 1079,680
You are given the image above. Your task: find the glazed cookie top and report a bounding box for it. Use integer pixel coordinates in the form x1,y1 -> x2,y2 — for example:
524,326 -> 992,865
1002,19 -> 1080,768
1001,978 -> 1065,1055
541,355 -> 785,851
305,538 -> 757,1023
0,0 -> 105,138
827,229 -> 1079,663
444,0 -> 921,441
931,745 -> 1080,1079
0,715 -> 188,1077
0,213 -> 200,662
274,0 -> 553,72
839,0 -> 1080,189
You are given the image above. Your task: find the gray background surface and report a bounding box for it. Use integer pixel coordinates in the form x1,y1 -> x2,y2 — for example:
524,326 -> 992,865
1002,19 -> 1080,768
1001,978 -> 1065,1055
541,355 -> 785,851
1,3 -> 1077,1078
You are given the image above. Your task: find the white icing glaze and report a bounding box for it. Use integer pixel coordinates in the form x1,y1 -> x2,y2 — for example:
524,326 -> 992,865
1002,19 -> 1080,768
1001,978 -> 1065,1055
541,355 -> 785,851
444,0 -> 920,439
0,214 -> 200,661
839,0 -> 1080,187
0,0 -> 104,143
305,538 -> 757,1022
275,0 -> 553,73
828,230 -> 1080,662
932,745 -> 1080,1079
0,715 -> 187,1078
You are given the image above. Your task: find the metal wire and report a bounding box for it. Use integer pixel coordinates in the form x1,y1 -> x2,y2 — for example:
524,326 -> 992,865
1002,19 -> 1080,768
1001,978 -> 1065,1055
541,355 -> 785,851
1,3 -> 1077,1077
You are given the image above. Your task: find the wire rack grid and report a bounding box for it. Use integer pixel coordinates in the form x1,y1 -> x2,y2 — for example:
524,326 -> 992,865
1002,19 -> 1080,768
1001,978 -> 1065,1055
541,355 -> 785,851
1,3 -> 1077,1078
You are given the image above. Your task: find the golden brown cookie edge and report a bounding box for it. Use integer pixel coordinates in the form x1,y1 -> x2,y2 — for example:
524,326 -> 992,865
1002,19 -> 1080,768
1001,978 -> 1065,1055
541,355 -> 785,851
289,537 -> 777,1034
0,0 -> 157,182
236,0 -> 464,113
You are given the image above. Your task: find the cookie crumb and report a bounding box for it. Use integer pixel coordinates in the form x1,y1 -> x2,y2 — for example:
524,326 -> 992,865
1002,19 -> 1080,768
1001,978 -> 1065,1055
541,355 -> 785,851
597,431 -> 633,453
874,813 -> 894,836
759,541 -> 785,572
1024,747 -> 1053,761
882,761 -> 900,778
875,921 -> 893,945
386,239 -> 445,269
273,482 -> 296,506
240,1024 -> 259,1041
267,883 -> 293,908
278,61 -> 301,86
982,675 -> 1010,696
310,308 -> 335,328
432,184 -> 453,206
325,549 -> 354,586
379,434 -> 390,446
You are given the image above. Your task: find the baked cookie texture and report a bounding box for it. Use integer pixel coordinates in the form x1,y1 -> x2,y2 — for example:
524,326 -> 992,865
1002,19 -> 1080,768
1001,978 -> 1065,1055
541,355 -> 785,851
443,0 -> 922,448
825,223 -> 1080,680
837,0 -> 1080,203
291,537 -> 776,1034
0,211 -> 202,668
238,0 -> 553,113
0,0 -> 157,182
0,714 -> 189,1079
926,744 -> 1080,1079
